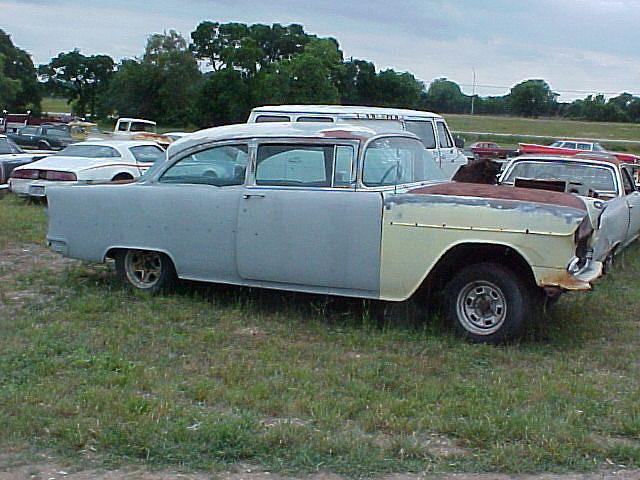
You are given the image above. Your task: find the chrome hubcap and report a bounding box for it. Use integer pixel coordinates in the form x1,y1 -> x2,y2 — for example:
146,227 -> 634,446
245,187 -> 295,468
456,280 -> 507,335
124,250 -> 162,288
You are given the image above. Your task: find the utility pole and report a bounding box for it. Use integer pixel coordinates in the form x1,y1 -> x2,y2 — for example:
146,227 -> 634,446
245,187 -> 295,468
471,68 -> 476,115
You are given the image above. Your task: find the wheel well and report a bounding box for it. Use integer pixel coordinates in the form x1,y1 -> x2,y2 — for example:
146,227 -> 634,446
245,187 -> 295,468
418,243 -> 537,299
111,172 -> 134,181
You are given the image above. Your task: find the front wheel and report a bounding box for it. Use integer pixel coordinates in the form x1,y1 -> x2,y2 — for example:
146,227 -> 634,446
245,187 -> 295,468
115,249 -> 176,294
443,262 -> 531,344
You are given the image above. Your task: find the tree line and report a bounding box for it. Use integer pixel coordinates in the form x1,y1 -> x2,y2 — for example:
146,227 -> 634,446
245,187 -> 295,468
1,23 -> 640,126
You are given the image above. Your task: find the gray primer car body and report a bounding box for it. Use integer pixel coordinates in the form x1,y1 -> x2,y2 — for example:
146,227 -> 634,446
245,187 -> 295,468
46,123 -> 601,302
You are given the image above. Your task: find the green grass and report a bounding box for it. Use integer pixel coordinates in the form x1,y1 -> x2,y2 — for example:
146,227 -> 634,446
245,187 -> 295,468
41,96 -> 72,114
1,193 -> 639,476
447,114 -> 640,141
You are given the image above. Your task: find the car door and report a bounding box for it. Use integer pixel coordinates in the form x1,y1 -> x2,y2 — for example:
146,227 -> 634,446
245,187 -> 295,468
236,141 -> 383,294
435,120 -> 465,177
621,166 -> 640,243
142,142 -> 249,281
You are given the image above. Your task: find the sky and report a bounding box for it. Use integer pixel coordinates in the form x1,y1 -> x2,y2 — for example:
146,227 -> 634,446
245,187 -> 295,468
3,0 -> 640,102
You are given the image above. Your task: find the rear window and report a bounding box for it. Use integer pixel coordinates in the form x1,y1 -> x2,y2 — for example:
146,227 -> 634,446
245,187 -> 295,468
59,145 -> 121,158
129,145 -> 165,163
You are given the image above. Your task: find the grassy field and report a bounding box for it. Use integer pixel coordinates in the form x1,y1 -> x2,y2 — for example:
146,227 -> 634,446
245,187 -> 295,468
41,96 -> 72,114
1,194 -> 639,477
447,114 -> 640,155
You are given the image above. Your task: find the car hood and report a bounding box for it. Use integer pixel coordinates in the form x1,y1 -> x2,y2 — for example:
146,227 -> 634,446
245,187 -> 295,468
409,182 -> 587,211
14,155 -> 125,172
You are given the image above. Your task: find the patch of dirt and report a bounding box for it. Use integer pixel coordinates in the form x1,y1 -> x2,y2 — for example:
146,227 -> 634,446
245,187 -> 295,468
0,243 -> 80,315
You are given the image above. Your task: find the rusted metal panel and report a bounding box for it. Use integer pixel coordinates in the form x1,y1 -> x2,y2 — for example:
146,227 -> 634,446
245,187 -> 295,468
410,182 -> 588,211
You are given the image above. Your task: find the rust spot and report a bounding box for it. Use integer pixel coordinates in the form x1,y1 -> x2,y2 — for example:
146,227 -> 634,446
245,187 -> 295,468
318,129 -> 368,141
540,270 -> 591,291
410,182 -> 587,211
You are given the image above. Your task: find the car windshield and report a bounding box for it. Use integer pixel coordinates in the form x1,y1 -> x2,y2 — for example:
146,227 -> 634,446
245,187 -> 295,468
59,145 -> 121,158
0,137 -> 23,154
363,137 -> 447,186
502,161 -> 617,193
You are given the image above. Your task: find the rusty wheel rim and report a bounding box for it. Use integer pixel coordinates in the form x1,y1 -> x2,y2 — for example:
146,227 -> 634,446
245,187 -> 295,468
124,250 -> 162,289
456,280 -> 507,336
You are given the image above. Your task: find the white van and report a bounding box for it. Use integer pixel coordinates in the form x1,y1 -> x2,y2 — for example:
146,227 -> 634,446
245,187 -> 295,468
248,105 -> 466,178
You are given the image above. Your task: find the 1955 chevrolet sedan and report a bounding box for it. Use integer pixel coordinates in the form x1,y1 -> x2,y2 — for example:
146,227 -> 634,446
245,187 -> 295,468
45,123 -> 603,343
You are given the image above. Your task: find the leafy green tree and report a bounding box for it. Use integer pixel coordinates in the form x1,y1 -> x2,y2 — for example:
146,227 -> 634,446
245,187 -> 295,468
371,70 -> 423,108
420,78 -> 469,113
193,68 -> 254,127
0,29 -> 41,113
336,59 -> 377,105
106,30 -> 201,124
39,50 -> 114,116
509,79 -> 557,117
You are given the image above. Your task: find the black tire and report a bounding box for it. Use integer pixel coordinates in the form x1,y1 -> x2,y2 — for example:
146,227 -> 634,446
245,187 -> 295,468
443,262 -> 531,344
115,249 -> 176,294
38,141 -> 51,149
112,173 -> 134,181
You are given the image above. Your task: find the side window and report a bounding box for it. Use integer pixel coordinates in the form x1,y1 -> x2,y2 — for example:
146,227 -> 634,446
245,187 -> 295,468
333,146 -> 356,187
563,142 -> 577,149
621,168 -> 636,195
130,145 -> 165,163
405,121 -> 436,149
21,126 -> 38,135
256,144 -> 353,187
117,122 -> 129,132
296,116 -> 334,123
160,144 -> 248,186
255,115 -> 291,123
577,143 -> 591,150
435,121 -> 453,148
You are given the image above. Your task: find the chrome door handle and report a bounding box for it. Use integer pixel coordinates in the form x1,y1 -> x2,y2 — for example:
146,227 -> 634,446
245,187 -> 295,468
243,193 -> 265,199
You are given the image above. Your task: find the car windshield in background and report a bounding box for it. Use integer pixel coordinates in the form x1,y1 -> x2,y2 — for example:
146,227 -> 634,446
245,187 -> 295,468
0,137 -> 23,154
363,137 -> 447,186
60,145 -> 121,158
130,123 -> 156,132
503,161 -> 617,193
129,145 -> 165,163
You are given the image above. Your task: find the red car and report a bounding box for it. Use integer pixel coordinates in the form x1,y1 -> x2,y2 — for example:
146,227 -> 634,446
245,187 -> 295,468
468,141 -> 518,160
519,140 -> 640,163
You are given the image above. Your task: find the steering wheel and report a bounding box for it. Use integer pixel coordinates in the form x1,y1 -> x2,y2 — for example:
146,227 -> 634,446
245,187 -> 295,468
380,164 -> 400,184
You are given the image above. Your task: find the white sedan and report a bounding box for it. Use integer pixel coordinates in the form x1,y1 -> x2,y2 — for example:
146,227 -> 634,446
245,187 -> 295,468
9,140 -> 165,198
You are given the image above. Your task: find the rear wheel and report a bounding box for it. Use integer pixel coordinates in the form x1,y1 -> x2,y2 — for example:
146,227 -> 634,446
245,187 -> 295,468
112,173 -> 134,181
443,262 -> 531,344
115,249 -> 176,294
38,141 -> 51,149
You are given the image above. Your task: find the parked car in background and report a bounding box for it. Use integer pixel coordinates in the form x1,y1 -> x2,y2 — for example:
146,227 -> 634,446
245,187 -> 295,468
466,141 -> 518,161
0,135 -> 54,188
519,140 -> 640,163
9,140 -> 165,198
112,118 -> 157,138
7,125 -> 76,150
45,122 -> 601,344
499,154 -> 640,265
248,105 -> 467,178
